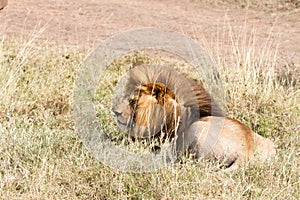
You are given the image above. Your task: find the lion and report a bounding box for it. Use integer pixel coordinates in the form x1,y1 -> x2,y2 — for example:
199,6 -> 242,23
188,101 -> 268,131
112,65 -> 276,170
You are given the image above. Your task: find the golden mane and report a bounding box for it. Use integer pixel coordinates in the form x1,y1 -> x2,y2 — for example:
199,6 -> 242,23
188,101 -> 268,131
125,65 -> 224,119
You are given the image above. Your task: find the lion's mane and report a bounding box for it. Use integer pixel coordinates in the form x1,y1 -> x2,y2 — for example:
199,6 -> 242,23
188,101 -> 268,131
113,65 -> 276,170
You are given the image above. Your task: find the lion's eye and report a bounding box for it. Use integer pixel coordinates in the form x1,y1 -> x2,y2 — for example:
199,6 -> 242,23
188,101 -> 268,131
129,99 -> 136,105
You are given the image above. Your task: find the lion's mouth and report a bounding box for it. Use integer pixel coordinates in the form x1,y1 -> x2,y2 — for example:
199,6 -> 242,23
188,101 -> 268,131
117,119 -> 127,126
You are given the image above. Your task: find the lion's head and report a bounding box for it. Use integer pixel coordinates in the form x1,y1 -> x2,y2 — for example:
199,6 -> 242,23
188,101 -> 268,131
112,65 -> 224,139
112,82 -> 181,139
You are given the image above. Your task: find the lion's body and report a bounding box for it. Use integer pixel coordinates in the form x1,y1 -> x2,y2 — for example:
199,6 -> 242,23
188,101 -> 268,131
177,116 -> 276,170
113,65 -> 276,170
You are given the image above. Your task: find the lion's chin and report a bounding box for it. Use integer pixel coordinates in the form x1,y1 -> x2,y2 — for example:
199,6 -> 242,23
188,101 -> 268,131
115,116 -> 164,138
115,117 -> 132,132
128,125 -> 163,139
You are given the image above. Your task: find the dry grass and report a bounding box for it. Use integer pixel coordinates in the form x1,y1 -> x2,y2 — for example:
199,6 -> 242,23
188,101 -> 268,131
0,21 -> 299,199
192,0 -> 300,12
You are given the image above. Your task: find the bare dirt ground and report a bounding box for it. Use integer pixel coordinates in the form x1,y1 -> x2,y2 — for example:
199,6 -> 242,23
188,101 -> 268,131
0,0 -> 299,65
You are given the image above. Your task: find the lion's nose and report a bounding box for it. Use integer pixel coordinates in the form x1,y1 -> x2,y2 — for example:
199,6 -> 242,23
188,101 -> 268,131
112,110 -> 122,117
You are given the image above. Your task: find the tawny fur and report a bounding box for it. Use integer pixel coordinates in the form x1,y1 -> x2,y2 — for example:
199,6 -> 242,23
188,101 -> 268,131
113,65 -> 276,170
176,116 -> 276,170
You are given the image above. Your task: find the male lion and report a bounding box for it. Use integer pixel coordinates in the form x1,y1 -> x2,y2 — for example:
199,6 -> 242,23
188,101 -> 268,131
112,65 -> 276,171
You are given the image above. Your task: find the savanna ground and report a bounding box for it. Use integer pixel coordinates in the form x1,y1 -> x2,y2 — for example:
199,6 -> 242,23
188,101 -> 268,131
0,0 -> 299,199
